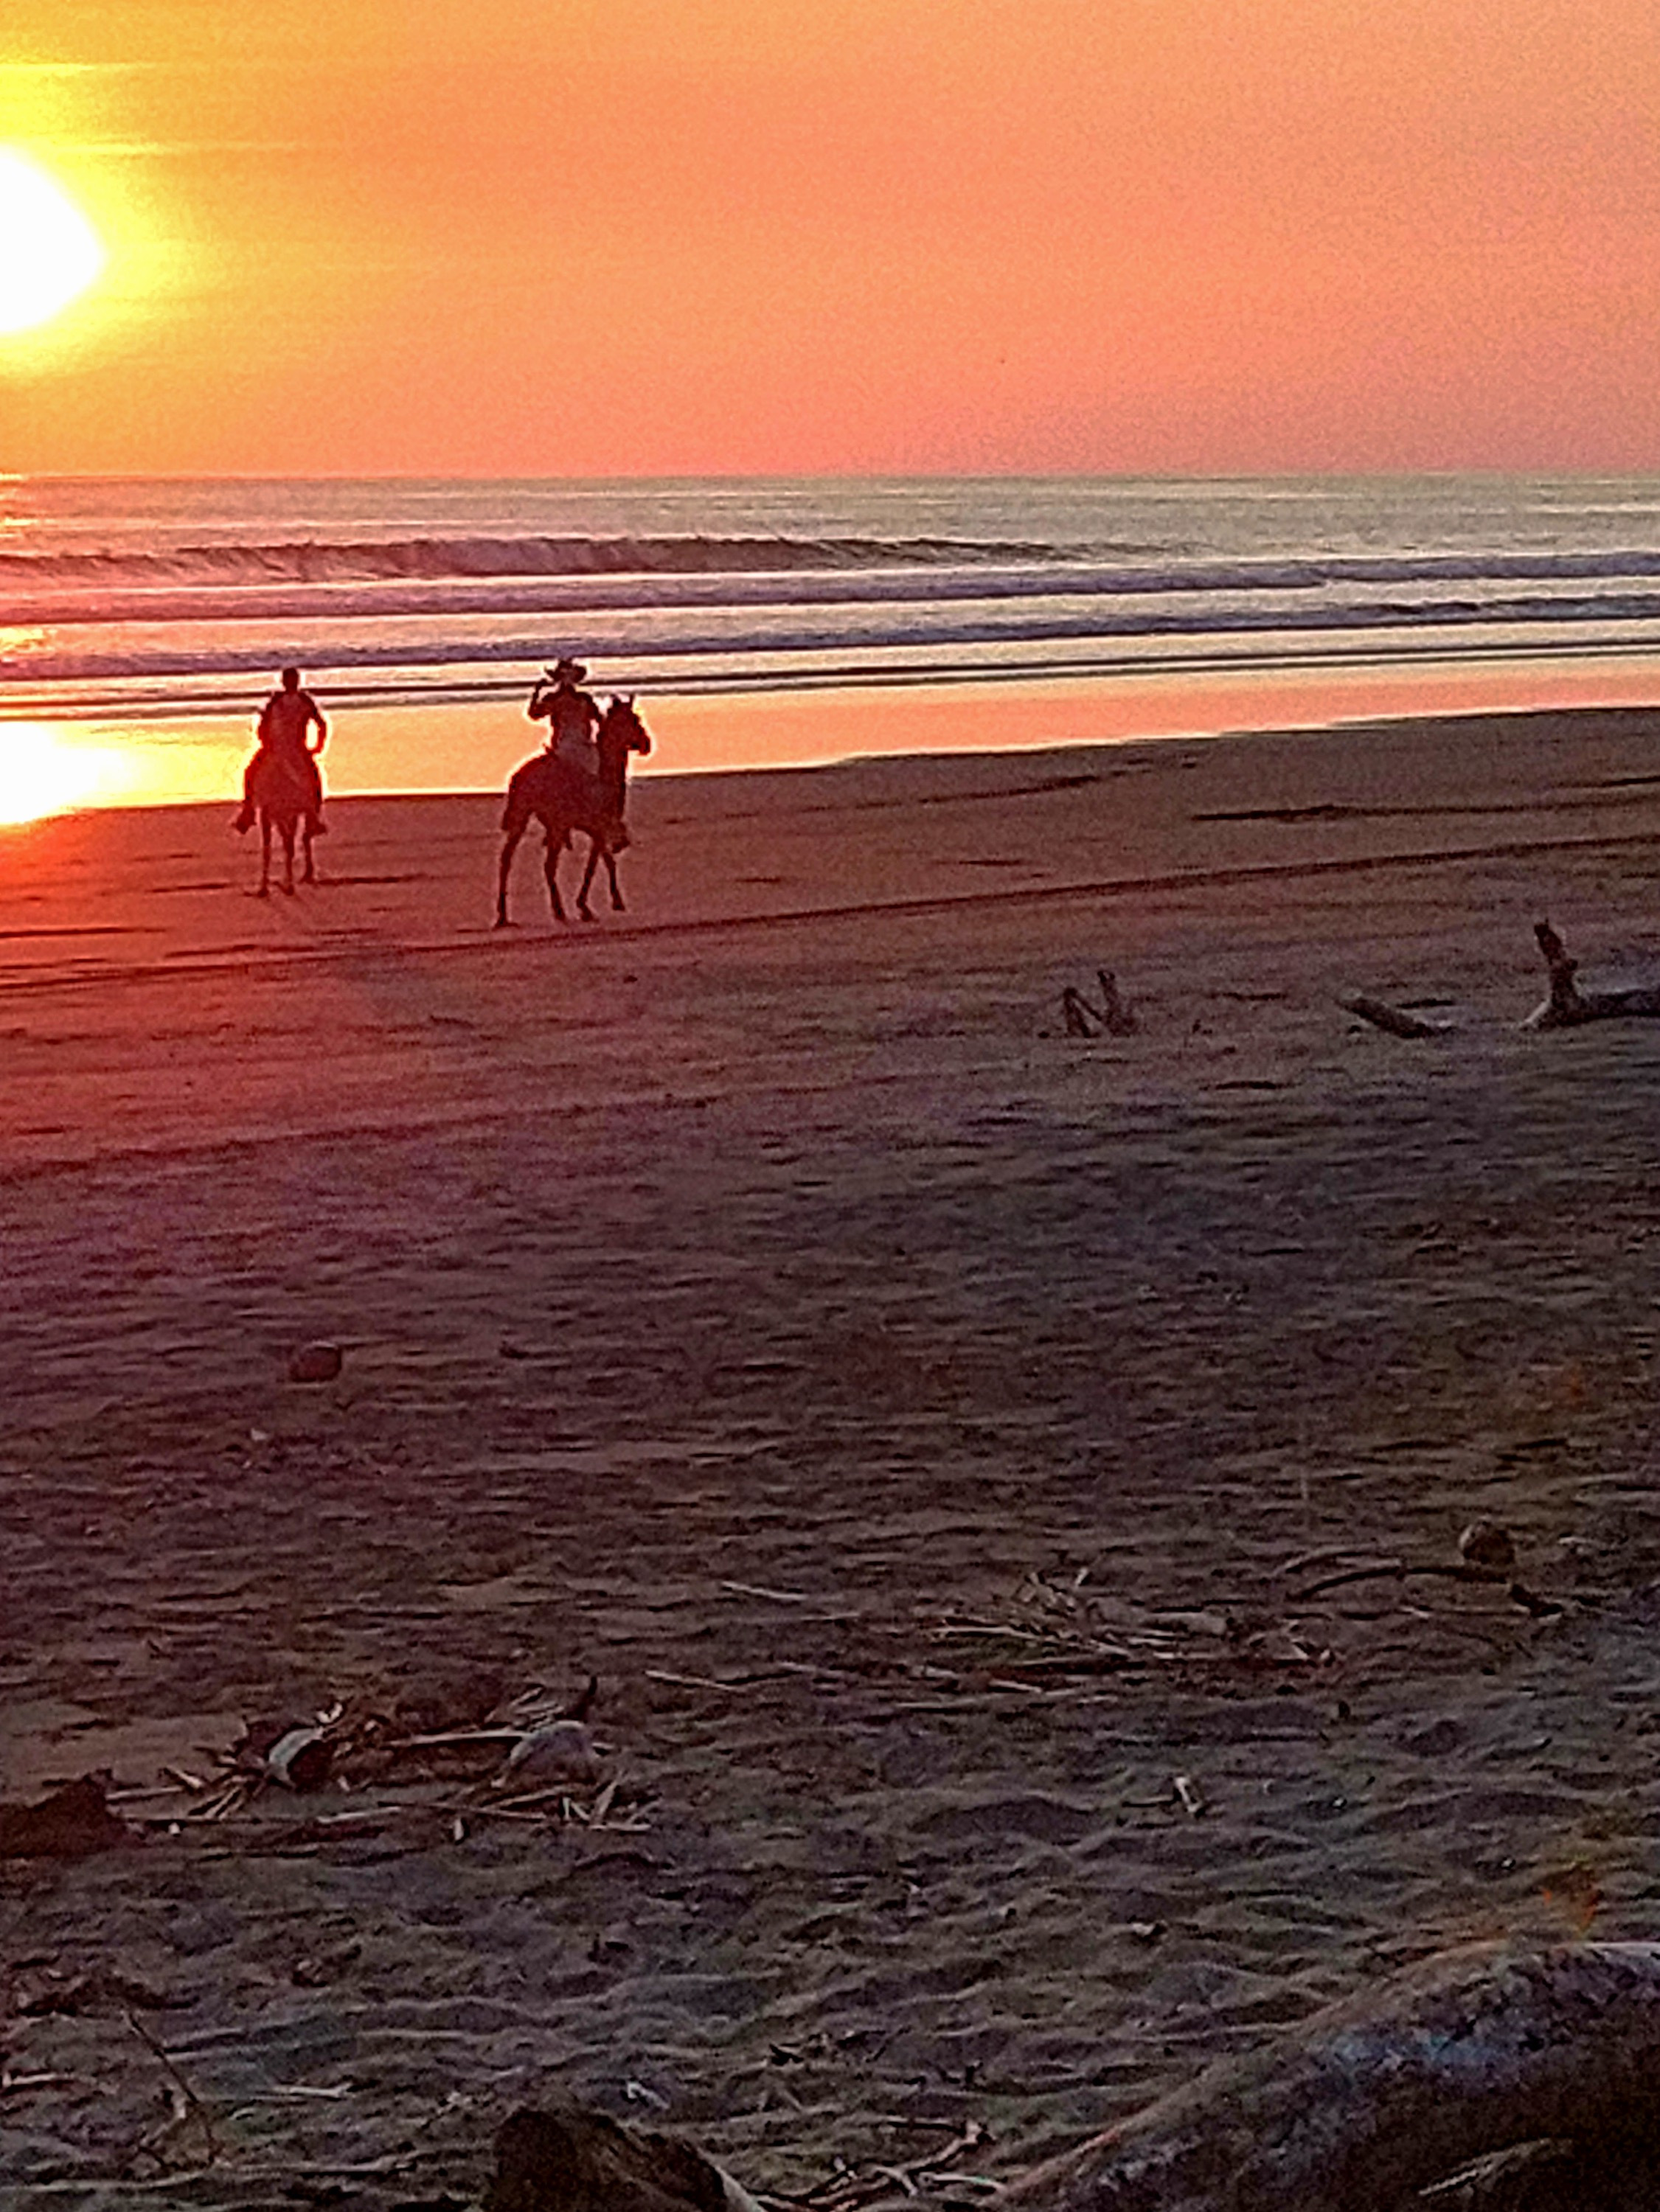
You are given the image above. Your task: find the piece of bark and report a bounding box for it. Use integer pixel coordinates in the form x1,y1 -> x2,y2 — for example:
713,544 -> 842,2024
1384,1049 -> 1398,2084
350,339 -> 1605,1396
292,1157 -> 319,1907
485,2106 -> 763,2212
995,1941 -> 1660,2212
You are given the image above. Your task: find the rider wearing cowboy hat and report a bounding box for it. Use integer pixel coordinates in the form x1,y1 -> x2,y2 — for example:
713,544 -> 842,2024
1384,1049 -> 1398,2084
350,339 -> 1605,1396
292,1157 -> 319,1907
527,656 -> 604,785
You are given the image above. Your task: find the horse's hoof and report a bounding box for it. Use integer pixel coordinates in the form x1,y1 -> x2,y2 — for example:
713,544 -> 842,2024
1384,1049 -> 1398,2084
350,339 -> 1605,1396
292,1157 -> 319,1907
493,916 -> 516,930
256,886 -> 271,900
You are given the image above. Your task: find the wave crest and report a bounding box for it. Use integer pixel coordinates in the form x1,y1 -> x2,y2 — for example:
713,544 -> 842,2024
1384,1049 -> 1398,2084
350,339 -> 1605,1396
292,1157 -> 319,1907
0,533 -> 1061,592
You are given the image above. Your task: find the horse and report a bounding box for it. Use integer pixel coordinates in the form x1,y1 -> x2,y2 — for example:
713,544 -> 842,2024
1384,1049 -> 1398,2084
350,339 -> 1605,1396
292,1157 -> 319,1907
249,749 -> 322,897
496,695 -> 652,926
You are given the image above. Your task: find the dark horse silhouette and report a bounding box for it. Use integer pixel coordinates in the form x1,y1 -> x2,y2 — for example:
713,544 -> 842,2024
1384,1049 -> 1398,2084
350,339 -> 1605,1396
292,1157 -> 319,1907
249,751 -> 321,897
496,695 -> 652,926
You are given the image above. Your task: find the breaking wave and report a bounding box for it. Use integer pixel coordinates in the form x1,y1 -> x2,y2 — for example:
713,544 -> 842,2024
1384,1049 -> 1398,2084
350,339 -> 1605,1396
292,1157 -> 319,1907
9,476 -> 1660,719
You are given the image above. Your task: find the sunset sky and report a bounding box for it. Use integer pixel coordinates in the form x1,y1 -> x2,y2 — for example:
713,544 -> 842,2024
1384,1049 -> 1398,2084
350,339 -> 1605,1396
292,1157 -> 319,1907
2,0 -> 1659,479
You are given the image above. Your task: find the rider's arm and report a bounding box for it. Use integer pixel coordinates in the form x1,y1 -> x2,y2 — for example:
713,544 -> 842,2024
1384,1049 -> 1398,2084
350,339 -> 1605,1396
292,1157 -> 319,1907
308,700 -> 329,752
527,683 -> 552,722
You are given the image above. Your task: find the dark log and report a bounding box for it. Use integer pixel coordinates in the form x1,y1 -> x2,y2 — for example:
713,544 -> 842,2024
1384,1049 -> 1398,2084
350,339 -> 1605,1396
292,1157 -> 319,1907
996,1941 -> 1660,2212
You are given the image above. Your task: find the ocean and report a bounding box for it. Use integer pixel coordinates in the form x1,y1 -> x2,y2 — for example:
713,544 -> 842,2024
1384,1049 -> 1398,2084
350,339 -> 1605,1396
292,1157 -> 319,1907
5,473 -> 1660,808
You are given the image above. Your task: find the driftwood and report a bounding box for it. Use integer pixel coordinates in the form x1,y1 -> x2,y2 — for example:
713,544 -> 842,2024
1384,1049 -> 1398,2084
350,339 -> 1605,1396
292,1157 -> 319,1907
479,1945 -> 1660,2212
996,1941 -> 1660,2212
1525,920 -> 1660,1029
1349,923 -> 1660,1039
1063,970 -> 1137,1038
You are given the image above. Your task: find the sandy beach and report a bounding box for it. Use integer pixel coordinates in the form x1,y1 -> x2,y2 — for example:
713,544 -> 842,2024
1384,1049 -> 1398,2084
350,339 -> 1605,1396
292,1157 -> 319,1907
7,703 -> 1660,2208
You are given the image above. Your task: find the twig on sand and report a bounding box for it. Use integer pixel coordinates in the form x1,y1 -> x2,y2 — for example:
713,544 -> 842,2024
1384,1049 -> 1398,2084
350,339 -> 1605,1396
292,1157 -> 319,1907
1341,994 -> 1450,1039
1296,1558 -> 1561,1618
122,2005 -> 219,2168
802,2121 -> 993,2211
718,1579 -> 859,1624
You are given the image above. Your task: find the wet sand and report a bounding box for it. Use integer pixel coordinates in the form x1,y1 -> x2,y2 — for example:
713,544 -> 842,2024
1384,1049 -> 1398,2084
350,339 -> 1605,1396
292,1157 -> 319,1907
6,705 -> 1660,2208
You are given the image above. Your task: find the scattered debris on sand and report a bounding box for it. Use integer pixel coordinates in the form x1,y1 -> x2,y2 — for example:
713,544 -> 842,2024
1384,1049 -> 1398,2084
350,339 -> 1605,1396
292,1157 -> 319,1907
101,1675 -> 639,1848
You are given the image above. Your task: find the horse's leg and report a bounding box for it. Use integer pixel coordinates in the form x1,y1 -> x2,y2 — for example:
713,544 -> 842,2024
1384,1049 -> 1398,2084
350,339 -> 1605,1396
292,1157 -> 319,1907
603,848 -> 625,913
301,818 -> 316,884
496,820 -> 527,926
257,813 -> 272,897
280,818 -> 297,895
575,834 -> 602,922
543,827 -> 568,923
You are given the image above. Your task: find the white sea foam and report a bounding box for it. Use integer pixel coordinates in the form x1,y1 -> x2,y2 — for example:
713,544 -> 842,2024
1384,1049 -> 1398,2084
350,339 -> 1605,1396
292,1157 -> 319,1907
6,475 -> 1660,721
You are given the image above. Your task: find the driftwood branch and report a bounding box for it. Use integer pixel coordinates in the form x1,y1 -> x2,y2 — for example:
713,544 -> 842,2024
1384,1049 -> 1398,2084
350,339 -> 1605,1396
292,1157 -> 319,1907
1295,1557 -> 1560,1618
1526,919 -> 1660,1029
1348,924 -> 1660,1040
1062,970 -> 1137,1038
996,1941 -> 1660,2212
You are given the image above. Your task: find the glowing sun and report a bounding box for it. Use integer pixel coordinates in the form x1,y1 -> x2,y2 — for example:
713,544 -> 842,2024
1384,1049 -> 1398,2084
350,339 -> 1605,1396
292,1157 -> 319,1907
0,150 -> 106,337
0,725 -> 127,826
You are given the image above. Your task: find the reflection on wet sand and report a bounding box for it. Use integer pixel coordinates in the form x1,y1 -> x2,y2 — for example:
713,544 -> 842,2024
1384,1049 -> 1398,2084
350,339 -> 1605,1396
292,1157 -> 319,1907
0,722 -> 131,826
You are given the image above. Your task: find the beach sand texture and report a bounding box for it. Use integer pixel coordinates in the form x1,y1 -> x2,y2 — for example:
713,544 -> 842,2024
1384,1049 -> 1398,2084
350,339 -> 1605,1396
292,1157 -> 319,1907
6,705 -> 1660,2207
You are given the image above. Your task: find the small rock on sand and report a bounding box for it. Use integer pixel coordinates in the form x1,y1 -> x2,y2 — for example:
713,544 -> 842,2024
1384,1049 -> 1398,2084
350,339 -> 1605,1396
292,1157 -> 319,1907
1459,1519 -> 1518,1574
288,1340 -> 344,1383
504,1721 -> 600,1788
0,1775 -> 133,1859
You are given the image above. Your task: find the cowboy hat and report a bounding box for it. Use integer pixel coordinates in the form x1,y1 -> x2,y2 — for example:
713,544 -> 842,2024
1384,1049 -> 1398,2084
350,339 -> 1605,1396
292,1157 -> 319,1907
546,656 -> 588,681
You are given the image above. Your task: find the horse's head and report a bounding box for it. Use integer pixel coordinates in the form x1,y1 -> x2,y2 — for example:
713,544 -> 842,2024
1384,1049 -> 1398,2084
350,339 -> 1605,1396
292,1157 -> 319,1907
602,695 -> 653,757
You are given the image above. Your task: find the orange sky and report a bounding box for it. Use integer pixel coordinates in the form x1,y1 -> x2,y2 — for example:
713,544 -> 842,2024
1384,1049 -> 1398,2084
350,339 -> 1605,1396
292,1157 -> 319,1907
4,0 -> 1659,476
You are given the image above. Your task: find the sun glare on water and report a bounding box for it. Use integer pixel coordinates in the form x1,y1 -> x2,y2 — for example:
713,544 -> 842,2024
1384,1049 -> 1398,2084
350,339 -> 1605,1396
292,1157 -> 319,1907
0,726 -> 128,826
0,149 -> 106,337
